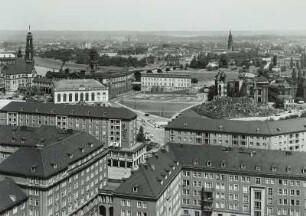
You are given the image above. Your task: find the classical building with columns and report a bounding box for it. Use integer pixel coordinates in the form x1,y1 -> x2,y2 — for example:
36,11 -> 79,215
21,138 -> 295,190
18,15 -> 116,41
53,79 -> 109,105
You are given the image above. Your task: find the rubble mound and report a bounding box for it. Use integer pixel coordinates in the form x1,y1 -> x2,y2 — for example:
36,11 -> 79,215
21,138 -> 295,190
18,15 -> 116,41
193,97 -> 275,119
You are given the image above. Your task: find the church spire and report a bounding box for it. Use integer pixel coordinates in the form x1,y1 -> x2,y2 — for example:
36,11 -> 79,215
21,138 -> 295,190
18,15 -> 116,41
25,25 -> 34,63
227,30 -> 234,53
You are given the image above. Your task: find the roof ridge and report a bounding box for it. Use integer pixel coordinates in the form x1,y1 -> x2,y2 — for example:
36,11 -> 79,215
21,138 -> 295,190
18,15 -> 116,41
36,148 -> 47,178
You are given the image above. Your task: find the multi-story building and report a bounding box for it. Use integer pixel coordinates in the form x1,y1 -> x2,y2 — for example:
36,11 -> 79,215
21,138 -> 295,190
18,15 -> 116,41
1,29 -> 36,93
0,126 -> 108,216
32,77 -> 53,93
53,79 -> 109,105
141,73 -> 191,93
0,101 -> 146,169
108,143 -> 306,216
165,116 -> 306,151
0,178 -> 28,216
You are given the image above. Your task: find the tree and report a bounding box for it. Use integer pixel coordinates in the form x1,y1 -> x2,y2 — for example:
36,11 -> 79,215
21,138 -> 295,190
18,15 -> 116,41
191,78 -> 198,84
134,71 -> 141,81
207,86 -> 216,101
136,126 -> 146,142
157,69 -> 163,73
292,68 -> 297,80
146,70 -> 153,73
166,68 -> 171,72
290,58 -> 294,69
219,54 -> 228,68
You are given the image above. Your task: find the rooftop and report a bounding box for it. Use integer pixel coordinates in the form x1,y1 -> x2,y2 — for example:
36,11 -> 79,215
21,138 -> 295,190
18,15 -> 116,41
166,116 -> 306,136
1,101 -> 137,120
0,125 -> 80,148
0,178 -> 28,214
2,58 -> 34,75
115,143 -> 306,199
32,77 -> 53,84
54,79 -> 106,91
0,129 -> 106,178
141,73 -> 191,79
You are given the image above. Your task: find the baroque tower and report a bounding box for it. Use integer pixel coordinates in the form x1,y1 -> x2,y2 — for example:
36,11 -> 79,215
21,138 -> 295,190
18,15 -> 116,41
227,30 -> 234,52
25,25 -> 34,63
89,48 -> 98,72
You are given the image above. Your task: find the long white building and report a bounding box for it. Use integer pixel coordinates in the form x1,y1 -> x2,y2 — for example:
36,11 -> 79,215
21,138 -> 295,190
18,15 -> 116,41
141,73 -> 191,92
53,79 -> 109,105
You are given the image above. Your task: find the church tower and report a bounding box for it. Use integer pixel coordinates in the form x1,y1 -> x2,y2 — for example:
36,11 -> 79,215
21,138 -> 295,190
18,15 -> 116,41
227,30 -> 234,52
25,25 -> 34,63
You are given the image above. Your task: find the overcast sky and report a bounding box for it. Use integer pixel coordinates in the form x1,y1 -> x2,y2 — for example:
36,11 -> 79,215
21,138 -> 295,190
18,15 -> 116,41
2,0 -> 306,31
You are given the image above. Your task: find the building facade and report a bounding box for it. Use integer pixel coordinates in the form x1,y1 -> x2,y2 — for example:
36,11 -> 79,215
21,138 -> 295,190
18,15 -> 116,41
165,116 -> 306,152
141,73 -> 191,93
0,101 -> 146,169
108,143 -> 306,216
0,127 -> 108,216
53,79 -> 109,105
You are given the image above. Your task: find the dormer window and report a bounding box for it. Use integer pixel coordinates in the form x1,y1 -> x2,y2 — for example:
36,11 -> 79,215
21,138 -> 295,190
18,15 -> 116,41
241,164 -> 246,169
51,163 -> 57,169
79,148 -> 85,153
221,161 -> 226,168
302,167 -> 306,173
207,160 -> 212,167
255,165 -> 261,171
271,166 -> 277,172
31,165 -> 37,173
88,142 -> 94,148
67,153 -> 73,159
193,160 -> 199,166
286,166 -> 292,172
132,185 -> 139,193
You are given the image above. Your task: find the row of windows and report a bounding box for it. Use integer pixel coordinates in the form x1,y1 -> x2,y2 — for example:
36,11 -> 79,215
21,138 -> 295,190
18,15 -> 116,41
56,92 -> 107,102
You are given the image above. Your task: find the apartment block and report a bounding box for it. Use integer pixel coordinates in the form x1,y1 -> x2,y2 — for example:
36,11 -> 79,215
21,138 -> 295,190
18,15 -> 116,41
0,128 -> 108,216
106,143 -> 306,216
165,116 -> 306,151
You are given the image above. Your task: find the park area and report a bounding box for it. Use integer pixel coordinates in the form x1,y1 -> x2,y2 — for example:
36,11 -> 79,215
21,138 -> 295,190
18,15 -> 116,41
118,92 -> 205,118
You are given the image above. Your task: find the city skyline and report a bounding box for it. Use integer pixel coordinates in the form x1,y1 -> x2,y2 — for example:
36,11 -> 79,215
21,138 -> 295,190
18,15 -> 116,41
2,0 -> 306,31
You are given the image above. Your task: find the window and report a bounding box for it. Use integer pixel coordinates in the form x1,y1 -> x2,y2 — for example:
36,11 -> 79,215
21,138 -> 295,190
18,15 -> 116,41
91,93 -> 95,101
69,93 -> 72,102
75,93 -> 78,101
255,177 -> 261,185
57,94 -> 61,102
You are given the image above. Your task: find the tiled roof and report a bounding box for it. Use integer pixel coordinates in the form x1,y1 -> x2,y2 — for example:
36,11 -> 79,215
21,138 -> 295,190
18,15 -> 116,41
1,101 -> 137,120
169,143 -> 306,179
32,77 -> 53,84
141,73 -> 190,79
54,79 -> 106,91
2,58 -> 34,75
0,178 -> 28,214
115,143 -> 306,199
0,130 -> 106,178
0,125 -> 80,147
115,148 -> 181,199
165,116 -> 306,136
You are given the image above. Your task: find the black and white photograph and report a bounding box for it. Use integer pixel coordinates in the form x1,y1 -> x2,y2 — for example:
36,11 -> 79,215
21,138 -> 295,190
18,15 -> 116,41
0,0 -> 306,215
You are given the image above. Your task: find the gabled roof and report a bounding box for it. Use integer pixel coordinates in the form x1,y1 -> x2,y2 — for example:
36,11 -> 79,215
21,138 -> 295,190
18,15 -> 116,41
2,58 -> 34,75
1,101 -> 137,120
0,178 -> 28,214
115,148 -> 181,199
0,130 -> 106,178
165,116 -> 306,136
